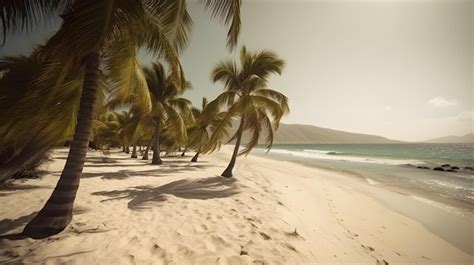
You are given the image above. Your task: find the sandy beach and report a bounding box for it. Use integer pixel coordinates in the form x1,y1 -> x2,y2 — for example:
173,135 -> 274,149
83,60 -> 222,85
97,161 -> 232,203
0,147 -> 472,264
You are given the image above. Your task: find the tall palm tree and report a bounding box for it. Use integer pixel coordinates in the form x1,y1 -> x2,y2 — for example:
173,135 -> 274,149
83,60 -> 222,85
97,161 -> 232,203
1,0 -> 242,238
143,62 -> 193,165
207,46 -> 289,178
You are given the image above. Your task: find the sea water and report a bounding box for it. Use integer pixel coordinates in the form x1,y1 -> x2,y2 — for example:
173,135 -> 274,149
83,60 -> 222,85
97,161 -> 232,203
253,143 -> 474,214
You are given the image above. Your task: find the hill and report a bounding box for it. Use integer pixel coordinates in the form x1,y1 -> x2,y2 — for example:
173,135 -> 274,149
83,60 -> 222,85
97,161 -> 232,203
230,122 -> 402,144
425,133 -> 474,143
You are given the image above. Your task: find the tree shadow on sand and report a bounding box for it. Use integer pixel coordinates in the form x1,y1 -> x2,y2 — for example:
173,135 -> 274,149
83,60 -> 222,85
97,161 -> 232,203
0,212 -> 38,235
81,161 -> 213,180
55,155 -> 131,164
0,206 -> 90,239
91,176 -> 239,210
0,183 -> 49,196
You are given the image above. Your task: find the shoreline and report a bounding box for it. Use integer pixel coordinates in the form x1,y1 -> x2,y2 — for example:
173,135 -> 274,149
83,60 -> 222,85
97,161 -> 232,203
250,149 -> 473,256
252,148 -> 474,217
0,147 -> 472,264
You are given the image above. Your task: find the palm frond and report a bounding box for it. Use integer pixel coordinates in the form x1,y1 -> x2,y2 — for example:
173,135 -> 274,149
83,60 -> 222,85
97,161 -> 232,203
253,88 -> 289,114
145,0 -> 193,53
42,0 -> 118,61
163,104 -> 187,144
136,13 -> 185,89
248,95 -> 284,126
211,59 -> 240,91
105,39 -> 152,115
203,105 -> 240,153
207,90 -> 239,111
0,0 -> 70,45
202,0 -> 241,50
240,48 -> 285,82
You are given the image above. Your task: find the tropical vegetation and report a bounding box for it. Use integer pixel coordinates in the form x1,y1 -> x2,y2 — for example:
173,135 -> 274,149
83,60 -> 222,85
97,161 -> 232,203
0,0 -> 242,239
206,46 -> 289,177
0,1 -> 289,242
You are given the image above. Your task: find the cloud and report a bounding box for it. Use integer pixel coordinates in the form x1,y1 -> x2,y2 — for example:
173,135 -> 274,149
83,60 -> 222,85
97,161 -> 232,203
428,97 -> 457,108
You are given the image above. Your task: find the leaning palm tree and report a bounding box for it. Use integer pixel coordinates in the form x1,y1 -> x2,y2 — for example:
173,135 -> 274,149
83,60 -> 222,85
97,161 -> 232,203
207,46 -> 290,177
143,62 -> 193,165
1,0 -> 242,238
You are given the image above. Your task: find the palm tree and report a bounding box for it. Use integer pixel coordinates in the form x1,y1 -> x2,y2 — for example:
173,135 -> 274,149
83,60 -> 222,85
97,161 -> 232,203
115,110 -> 144,156
187,97 -> 226,162
1,0 -> 242,238
143,62 -> 193,165
140,116 -> 155,160
180,105 -> 198,157
0,48 -> 106,182
207,46 -> 289,178
91,111 -> 121,150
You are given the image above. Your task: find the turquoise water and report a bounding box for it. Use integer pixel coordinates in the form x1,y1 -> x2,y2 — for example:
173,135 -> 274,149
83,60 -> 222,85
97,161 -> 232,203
253,143 -> 474,212
259,143 -> 474,165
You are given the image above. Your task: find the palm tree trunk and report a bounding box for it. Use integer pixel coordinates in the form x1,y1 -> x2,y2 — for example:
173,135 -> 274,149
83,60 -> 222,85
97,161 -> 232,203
23,52 -> 101,239
142,136 -> 153,160
131,144 -> 138,158
181,146 -> 188,157
191,147 -> 200,162
221,118 -> 245,178
151,123 -> 163,165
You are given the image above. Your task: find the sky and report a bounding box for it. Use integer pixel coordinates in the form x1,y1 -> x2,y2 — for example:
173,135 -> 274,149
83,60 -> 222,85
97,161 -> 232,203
0,0 -> 472,142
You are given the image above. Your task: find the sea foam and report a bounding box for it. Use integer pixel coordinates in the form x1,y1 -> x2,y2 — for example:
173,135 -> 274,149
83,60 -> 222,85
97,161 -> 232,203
264,148 -> 423,166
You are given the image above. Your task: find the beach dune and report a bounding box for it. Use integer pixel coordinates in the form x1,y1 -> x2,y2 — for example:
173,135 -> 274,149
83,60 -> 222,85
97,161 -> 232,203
0,148 -> 472,264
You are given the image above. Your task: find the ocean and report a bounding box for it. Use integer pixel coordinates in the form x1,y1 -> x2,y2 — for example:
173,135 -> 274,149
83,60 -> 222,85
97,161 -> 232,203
253,143 -> 474,215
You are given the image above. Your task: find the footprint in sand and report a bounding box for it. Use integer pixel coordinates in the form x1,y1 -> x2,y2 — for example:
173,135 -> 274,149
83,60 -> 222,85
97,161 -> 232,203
193,224 -> 208,233
152,244 -> 170,262
376,259 -> 389,265
240,245 -> 249,256
284,243 -> 298,252
346,229 -> 359,239
245,217 -> 262,224
259,232 -> 271,240
361,244 -> 375,252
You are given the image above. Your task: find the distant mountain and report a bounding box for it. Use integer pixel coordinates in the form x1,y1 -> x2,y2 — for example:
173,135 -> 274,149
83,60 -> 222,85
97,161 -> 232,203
425,133 -> 474,143
231,122 -> 402,144
271,123 -> 402,144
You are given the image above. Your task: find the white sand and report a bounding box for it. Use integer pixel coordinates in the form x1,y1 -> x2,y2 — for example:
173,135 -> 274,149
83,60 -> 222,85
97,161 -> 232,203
0,147 -> 472,264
